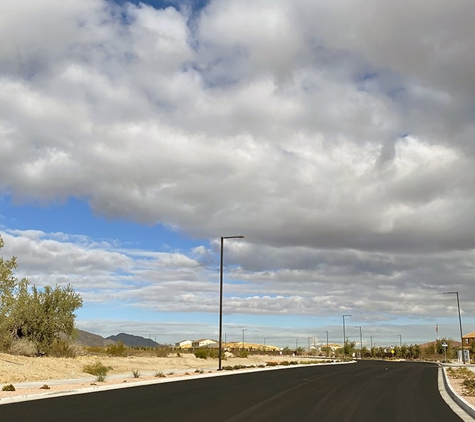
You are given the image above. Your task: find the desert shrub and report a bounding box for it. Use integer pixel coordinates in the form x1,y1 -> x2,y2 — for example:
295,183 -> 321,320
194,348 -> 208,359
154,371 -> 166,378
194,348 -> 218,359
2,384 -> 15,391
266,361 -> 279,366
447,367 -> 473,379
132,369 -> 140,378
40,384 -> 50,389
84,346 -> 107,355
83,361 -> 112,382
106,342 -> 127,357
9,338 -> 37,356
46,339 -> 76,358
156,347 -> 169,358
233,364 -> 247,370
462,378 -> 475,395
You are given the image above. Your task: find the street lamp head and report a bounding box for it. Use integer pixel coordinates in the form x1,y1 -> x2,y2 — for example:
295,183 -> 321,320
222,235 -> 245,239
444,291 -> 457,295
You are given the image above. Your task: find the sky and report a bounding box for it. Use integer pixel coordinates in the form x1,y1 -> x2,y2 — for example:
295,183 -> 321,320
1,0 -> 474,349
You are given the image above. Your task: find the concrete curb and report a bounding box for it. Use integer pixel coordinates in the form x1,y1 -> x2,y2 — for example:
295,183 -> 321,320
440,365 -> 475,420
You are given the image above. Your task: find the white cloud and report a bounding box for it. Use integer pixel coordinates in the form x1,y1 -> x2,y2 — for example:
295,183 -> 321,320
1,0 -> 474,344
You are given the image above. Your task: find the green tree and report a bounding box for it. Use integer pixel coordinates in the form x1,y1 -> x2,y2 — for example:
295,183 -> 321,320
0,236 -> 83,353
344,341 -> 356,356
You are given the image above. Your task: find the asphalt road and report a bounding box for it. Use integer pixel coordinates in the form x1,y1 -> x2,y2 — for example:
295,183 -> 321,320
0,360 -> 465,421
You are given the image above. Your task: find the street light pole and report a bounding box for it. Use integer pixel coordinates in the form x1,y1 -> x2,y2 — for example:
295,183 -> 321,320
325,330 -> 329,357
355,326 -> 362,358
343,315 -> 351,354
398,334 -> 402,347
444,291 -> 465,364
218,235 -> 245,370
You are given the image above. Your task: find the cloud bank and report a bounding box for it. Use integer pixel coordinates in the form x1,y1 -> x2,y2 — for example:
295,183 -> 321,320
1,0 -> 474,344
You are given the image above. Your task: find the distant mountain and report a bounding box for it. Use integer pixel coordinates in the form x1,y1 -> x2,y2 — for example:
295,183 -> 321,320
106,332 -> 164,348
74,329 -> 116,347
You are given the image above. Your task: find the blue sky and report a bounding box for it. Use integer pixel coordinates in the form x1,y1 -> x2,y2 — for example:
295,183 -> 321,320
1,0 -> 475,348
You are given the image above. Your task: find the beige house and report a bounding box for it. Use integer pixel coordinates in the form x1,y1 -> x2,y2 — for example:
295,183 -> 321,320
192,339 -> 218,348
175,340 -> 193,349
462,331 -> 475,347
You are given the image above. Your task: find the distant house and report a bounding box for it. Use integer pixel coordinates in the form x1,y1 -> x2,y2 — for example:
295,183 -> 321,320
192,339 -> 218,348
462,331 -> 475,347
175,340 -> 193,349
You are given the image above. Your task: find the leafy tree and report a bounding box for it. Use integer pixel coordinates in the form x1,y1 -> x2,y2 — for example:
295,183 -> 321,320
343,341 -> 356,356
0,236 -> 83,354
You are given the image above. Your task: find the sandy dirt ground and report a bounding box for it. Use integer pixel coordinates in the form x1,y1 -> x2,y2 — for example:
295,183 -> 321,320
0,352 -> 250,383
0,353 -> 303,400
446,375 -> 475,407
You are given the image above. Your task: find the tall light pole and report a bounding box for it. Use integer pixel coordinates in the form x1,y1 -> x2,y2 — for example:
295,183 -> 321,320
398,334 -> 402,347
444,291 -> 465,364
355,326 -> 362,358
370,336 -> 374,351
325,330 -> 329,357
343,315 -> 351,354
218,235 -> 245,370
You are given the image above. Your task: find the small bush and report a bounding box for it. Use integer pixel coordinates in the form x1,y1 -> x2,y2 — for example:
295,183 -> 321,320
83,361 -> 112,382
40,384 -> 50,390
10,339 -> 37,357
232,349 -> 248,358
194,348 -> 219,359
447,367 -> 473,379
462,378 -> 475,396
132,369 -> 140,378
85,346 -> 106,355
106,342 -> 127,357
156,347 -> 169,358
194,348 -> 208,359
194,347 -> 218,359
47,340 -> 76,358
154,371 -> 166,378
2,384 -> 15,391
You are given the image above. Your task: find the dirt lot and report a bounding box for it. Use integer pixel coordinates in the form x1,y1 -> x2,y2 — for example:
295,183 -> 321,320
0,352 -> 250,383
0,352 -> 302,400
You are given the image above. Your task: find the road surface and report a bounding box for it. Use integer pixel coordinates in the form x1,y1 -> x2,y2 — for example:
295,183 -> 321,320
0,360 -> 465,421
